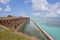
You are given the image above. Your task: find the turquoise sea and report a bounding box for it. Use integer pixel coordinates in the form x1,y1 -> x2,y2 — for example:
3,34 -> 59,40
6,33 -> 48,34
33,18 -> 60,40
22,17 -> 60,40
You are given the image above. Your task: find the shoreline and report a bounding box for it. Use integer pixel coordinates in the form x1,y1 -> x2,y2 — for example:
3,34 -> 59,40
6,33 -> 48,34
31,19 -> 54,40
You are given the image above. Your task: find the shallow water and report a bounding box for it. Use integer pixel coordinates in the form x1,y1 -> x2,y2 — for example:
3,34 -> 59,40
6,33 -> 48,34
21,21 -> 48,40
34,18 -> 60,40
21,18 -> 60,40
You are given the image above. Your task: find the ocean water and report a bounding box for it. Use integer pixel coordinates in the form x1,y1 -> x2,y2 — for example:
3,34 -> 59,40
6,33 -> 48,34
33,18 -> 60,40
21,21 -> 48,40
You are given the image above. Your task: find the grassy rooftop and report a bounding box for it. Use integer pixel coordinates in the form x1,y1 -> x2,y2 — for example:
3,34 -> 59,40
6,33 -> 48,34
0,25 -> 33,40
0,17 -> 17,20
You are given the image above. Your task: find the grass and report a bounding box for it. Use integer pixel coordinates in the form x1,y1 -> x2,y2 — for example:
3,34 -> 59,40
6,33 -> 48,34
0,16 -> 18,20
0,25 -> 31,40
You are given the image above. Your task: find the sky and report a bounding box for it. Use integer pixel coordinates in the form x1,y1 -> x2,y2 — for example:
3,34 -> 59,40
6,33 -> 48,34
0,0 -> 60,18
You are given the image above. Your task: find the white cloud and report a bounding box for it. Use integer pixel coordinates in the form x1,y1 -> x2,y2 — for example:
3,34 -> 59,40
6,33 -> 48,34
0,7 -> 3,11
26,16 -> 30,17
57,10 -> 60,14
20,13 -> 30,17
20,13 -> 27,16
44,13 -> 57,17
0,0 -> 11,12
32,13 -> 41,17
31,0 -> 60,17
0,0 -> 10,4
57,7 -> 60,14
25,1 -> 28,4
31,0 -> 48,11
4,5 -> 11,12
25,0 -> 30,4
44,2 -> 60,17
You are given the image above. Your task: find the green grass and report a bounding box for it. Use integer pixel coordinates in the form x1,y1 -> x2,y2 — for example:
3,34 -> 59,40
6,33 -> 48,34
0,25 -> 31,40
0,17 -> 17,20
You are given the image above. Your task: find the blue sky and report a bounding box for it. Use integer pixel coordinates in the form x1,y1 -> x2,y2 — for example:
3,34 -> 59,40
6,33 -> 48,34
0,0 -> 60,17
